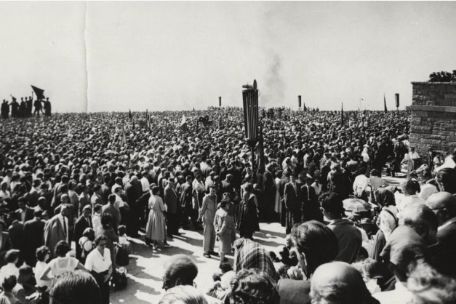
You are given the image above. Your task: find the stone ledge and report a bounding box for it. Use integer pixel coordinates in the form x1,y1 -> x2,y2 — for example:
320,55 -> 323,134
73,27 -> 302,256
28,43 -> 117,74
412,82 -> 456,85
407,105 -> 456,113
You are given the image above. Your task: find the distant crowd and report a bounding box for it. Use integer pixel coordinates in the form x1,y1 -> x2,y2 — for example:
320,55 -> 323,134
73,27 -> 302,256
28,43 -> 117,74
0,108 -> 455,304
1,97 -> 51,119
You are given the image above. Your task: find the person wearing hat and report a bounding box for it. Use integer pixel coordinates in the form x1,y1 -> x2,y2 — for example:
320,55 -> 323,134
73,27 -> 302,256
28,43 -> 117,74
321,192 -> 362,264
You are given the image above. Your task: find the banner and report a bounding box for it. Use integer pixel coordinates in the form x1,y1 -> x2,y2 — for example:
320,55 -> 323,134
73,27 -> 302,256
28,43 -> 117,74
31,85 -> 45,100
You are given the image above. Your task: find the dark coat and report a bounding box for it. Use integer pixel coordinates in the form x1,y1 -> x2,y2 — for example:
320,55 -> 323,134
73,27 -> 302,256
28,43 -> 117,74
238,194 -> 259,238
277,279 -> 311,304
23,218 -> 45,265
432,218 -> 456,277
44,214 -> 68,256
164,186 -> 179,214
14,207 -> 34,224
0,231 -> 12,265
8,221 -> 26,252
74,215 -> 92,259
300,184 -> 322,222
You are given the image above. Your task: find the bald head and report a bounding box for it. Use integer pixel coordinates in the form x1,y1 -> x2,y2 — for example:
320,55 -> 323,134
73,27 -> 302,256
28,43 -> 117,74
310,262 -> 372,304
426,192 -> 456,226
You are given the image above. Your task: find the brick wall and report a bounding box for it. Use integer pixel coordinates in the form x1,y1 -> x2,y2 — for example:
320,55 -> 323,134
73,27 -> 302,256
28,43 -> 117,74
409,82 -> 456,156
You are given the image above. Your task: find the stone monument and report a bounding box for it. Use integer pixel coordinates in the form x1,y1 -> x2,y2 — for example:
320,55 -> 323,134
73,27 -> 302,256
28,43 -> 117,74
408,82 -> 456,156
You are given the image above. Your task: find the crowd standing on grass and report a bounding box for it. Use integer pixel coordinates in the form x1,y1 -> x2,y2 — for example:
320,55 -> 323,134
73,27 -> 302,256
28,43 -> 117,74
0,107 -> 456,304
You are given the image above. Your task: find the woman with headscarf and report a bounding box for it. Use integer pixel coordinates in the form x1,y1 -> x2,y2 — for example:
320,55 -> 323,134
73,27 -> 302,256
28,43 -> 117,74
233,238 -> 279,283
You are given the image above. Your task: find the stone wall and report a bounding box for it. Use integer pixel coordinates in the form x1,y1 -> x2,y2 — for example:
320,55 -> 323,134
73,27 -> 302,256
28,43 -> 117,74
408,82 -> 456,157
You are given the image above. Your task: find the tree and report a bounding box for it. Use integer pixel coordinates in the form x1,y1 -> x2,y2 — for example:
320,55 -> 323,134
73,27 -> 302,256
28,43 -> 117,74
429,70 -> 456,82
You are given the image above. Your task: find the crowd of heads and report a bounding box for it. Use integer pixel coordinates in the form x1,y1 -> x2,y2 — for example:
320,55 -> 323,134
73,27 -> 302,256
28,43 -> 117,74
1,108 -> 456,304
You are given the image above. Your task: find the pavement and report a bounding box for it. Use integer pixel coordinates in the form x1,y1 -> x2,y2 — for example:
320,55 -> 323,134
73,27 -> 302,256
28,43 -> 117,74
111,222 -> 286,304
111,174 -> 405,304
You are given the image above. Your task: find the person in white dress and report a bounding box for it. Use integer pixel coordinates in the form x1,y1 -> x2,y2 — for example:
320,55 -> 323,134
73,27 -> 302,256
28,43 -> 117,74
39,241 -> 85,285
145,186 -> 166,249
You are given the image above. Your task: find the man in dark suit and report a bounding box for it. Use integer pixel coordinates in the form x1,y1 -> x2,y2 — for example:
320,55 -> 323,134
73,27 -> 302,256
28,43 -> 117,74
74,205 -> 92,260
165,179 -> 180,236
426,192 -> 456,277
8,217 -> 26,252
284,173 -> 301,234
23,209 -> 45,266
125,175 -> 143,236
44,204 -> 71,256
0,220 -> 12,266
26,179 -> 42,207
102,194 -> 121,232
300,175 -> 323,223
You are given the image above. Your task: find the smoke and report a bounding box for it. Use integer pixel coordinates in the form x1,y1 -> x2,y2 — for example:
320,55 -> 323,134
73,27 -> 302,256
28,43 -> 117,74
261,52 -> 285,107
259,6 -> 286,108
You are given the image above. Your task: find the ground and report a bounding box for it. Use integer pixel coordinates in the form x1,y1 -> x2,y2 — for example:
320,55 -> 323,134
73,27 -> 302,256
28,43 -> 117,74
111,176 -> 404,304
111,222 -> 286,304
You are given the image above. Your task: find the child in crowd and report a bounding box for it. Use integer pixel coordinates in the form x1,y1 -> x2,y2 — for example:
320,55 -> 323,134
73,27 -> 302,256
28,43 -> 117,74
78,228 -> 95,263
116,225 -> 130,267
0,249 -> 20,283
92,204 -> 103,233
208,261 -> 235,300
34,246 -> 51,290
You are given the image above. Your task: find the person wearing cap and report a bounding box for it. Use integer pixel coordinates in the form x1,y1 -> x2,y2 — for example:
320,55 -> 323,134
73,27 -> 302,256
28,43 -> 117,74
321,192 -> 362,264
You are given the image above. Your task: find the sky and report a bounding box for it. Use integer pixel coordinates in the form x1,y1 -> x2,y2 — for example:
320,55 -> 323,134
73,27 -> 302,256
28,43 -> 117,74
0,1 -> 456,113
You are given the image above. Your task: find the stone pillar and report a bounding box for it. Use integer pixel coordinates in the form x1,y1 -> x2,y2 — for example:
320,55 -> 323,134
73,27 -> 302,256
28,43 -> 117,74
408,82 -> 456,157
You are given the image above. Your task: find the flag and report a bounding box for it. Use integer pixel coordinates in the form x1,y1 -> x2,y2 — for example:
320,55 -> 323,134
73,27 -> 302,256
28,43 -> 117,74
384,94 -> 388,113
121,127 -> 126,146
395,93 -> 400,109
219,96 -> 222,107
298,95 -> 302,108
31,85 -> 45,100
181,114 -> 187,126
341,102 -> 344,125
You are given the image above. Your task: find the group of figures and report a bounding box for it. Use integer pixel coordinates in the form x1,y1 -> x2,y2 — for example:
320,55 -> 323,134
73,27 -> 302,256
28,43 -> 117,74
1,97 -> 51,119
0,107 -> 456,304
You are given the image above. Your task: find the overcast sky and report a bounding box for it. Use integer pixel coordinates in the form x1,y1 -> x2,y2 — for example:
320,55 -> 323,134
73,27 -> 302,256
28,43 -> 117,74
1,2 -> 456,112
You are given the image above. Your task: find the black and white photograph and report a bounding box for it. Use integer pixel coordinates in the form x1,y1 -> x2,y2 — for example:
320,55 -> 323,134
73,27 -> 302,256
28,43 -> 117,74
0,1 -> 456,304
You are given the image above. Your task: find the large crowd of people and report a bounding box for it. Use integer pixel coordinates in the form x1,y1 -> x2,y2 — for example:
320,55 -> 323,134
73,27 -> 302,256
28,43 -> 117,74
0,107 -> 455,304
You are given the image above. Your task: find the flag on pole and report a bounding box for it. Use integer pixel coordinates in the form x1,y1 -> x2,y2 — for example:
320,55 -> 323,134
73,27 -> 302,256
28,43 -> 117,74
341,102 -> 344,126
384,94 -> 388,113
395,93 -> 400,109
31,85 -> 45,100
